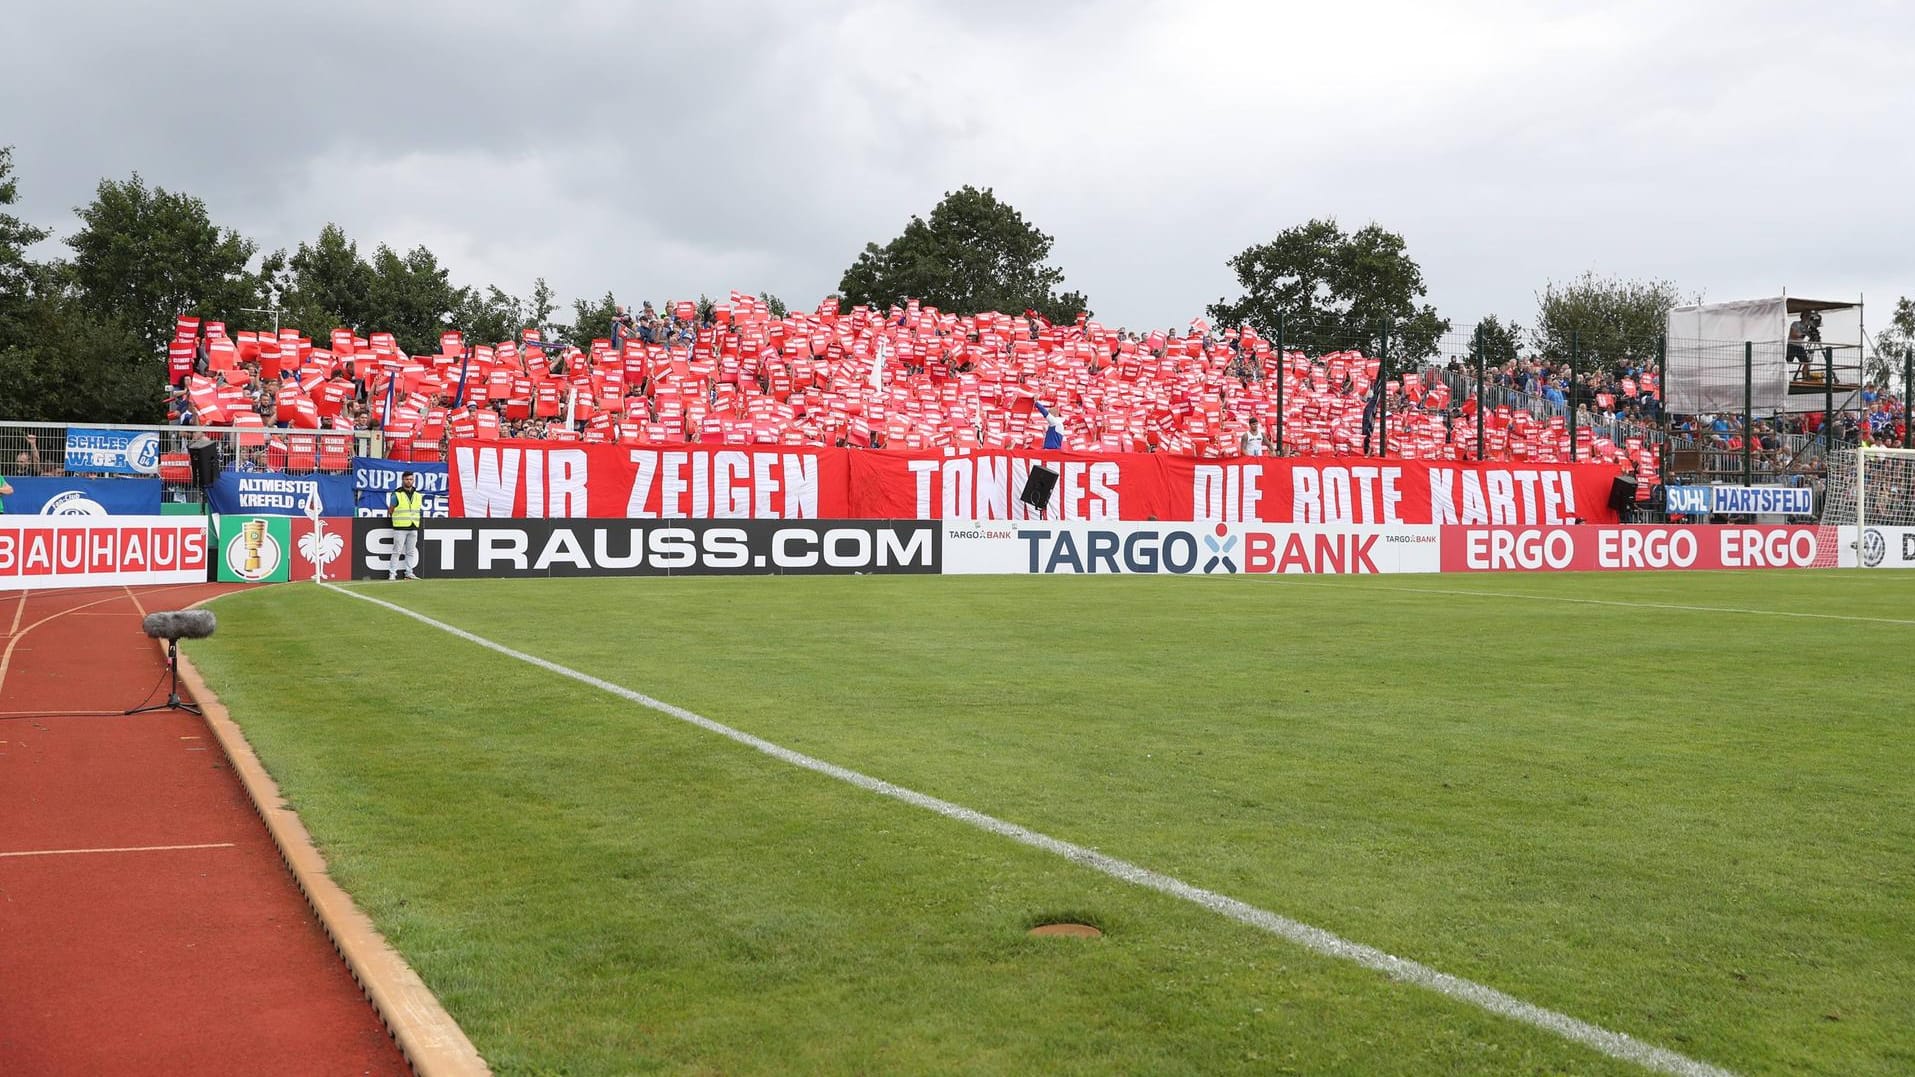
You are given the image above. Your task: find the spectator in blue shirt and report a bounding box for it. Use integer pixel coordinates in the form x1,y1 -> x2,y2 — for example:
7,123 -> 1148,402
1034,400 -> 1065,449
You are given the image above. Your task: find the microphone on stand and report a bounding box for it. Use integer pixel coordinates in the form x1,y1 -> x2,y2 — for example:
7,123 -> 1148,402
127,610 -> 218,716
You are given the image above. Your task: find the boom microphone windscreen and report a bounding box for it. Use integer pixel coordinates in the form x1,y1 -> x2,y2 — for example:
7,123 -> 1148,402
142,610 -> 218,641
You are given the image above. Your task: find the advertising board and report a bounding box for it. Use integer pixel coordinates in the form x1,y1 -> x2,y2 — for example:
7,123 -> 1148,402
0,516 -> 209,589
1438,525 -> 1852,571
941,521 -> 1442,575
350,519 -> 940,580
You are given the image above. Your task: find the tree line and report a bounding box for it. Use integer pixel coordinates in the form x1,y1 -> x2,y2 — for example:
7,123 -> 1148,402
3,149 -> 1786,425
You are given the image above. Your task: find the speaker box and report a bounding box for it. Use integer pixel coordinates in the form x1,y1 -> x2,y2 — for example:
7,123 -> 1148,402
1019,465 -> 1059,510
1608,474 -> 1638,512
189,442 -> 222,488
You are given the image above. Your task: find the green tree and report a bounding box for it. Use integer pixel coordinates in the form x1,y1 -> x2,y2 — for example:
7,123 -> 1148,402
758,291 -> 788,318
837,186 -> 1088,323
363,243 -> 468,355
1872,297 -> 1915,386
261,222 -> 375,338
66,173 -> 263,351
0,146 -> 50,350
527,278 -> 559,333
0,291 -> 160,422
453,277 -> 561,347
1208,218 -> 1449,360
1473,314 -> 1527,365
568,291 -> 623,348
1533,272 -> 1683,371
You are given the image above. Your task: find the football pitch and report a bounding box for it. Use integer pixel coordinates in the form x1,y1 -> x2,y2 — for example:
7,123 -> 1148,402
187,572 -> 1915,1075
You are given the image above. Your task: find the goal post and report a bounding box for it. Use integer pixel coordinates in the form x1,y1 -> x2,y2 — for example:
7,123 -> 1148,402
1821,447 -> 1915,567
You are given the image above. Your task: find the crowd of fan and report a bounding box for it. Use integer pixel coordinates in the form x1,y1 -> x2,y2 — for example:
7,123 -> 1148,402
145,293 -> 1915,485
155,295 -> 1690,477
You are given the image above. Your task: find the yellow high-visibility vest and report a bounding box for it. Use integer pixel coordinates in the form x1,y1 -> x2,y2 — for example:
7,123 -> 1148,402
390,489 -> 425,529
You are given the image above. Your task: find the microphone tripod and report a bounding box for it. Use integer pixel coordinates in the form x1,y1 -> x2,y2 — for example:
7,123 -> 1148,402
126,637 -> 203,716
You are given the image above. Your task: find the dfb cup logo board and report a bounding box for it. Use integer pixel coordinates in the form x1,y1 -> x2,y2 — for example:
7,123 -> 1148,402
219,516 -> 291,582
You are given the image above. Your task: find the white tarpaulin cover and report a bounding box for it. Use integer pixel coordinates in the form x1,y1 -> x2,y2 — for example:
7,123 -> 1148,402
1666,297 -> 1860,415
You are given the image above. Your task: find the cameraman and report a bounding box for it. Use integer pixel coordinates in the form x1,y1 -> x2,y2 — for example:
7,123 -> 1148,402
1789,310 -> 1822,379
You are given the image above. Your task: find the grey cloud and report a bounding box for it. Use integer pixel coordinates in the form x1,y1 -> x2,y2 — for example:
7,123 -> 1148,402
3,0 -> 1910,335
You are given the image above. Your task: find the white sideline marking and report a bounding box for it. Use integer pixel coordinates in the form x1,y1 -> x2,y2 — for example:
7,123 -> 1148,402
320,582 -> 1733,1077
1308,583 -> 1915,627
0,842 -> 236,859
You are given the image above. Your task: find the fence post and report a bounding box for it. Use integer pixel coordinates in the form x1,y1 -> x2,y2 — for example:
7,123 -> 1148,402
1744,342 -> 1754,485
1568,329 -> 1580,462
1377,321 -> 1390,456
1824,345 -> 1835,460
1474,324 -> 1486,460
1659,334 -> 1671,491
1275,313 -> 1285,455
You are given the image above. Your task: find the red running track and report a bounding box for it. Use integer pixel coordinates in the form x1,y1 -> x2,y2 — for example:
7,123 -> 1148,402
0,584 -> 411,1076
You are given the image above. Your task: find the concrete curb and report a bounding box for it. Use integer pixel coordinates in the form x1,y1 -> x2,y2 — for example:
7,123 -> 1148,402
167,622 -> 491,1077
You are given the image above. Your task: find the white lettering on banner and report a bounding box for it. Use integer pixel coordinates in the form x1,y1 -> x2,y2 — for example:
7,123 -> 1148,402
1464,529 -> 1574,571
382,524 -> 934,576
1290,466 -> 1404,525
1193,465 -> 1265,521
552,451 -> 587,516
534,528 -> 592,570
1431,469 -> 1579,526
1596,529 -> 1698,569
480,530 -> 529,568
1720,528 -> 1818,568
1442,525 -> 1843,572
911,457 -> 1119,520
716,451 -> 749,516
458,447 -> 524,517
627,450 -> 818,519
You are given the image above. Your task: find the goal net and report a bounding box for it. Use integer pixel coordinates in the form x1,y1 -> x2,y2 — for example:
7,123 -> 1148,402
1820,447 -> 1915,568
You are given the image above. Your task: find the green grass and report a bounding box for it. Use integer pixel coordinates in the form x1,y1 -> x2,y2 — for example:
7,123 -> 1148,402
185,573 -> 1915,1075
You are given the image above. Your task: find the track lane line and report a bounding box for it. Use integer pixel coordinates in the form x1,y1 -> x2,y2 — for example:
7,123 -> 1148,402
319,582 -> 1733,1077
0,842 -> 238,860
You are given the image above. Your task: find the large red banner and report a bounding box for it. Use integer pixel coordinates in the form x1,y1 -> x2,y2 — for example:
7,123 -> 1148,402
451,443 -> 846,518
451,441 -> 1624,525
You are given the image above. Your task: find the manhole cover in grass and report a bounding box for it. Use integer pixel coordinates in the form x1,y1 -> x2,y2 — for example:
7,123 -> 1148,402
1028,922 -> 1103,938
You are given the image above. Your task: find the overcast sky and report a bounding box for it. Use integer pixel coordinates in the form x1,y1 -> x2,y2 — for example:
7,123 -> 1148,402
4,0 -> 1910,335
